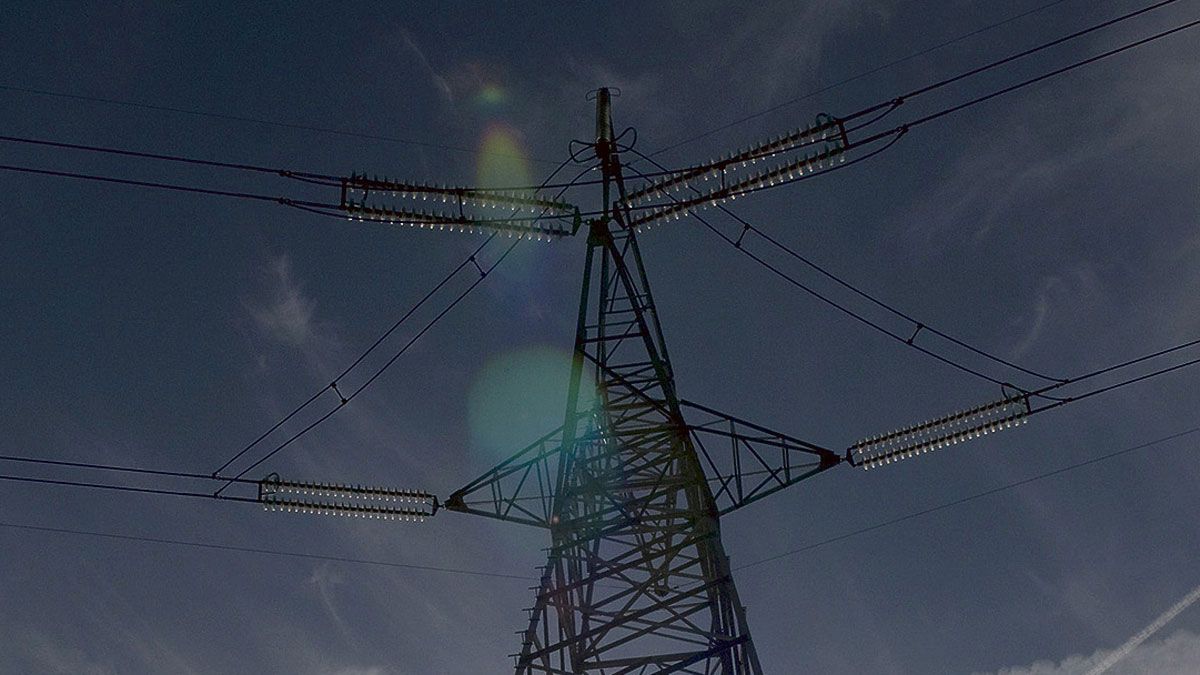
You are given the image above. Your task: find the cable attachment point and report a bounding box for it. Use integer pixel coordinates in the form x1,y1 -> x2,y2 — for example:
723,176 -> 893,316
330,382 -> 348,405
999,382 -> 1031,404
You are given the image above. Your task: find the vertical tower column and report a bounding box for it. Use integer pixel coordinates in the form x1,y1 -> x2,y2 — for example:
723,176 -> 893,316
512,88 -> 762,674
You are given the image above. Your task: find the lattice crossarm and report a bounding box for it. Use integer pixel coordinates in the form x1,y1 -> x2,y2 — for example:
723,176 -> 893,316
444,424 -> 567,528
679,399 -> 843,514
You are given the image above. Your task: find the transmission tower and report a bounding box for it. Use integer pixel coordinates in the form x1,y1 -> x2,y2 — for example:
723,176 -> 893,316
445,89 -> 811,673
313,82 -> 1033,672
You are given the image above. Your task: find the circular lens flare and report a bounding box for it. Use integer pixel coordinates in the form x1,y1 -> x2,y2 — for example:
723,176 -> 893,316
468,345 -> 597,461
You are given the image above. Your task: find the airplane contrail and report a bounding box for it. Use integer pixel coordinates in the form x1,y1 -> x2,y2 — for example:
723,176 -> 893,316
1085,582 -> 1200,675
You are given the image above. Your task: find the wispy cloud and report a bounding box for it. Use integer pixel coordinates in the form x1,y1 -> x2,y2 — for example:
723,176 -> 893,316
248,255 -> 320,349
15,629 -> 113,675
307,564 -> 359,647
397,28 -> 453,105
1009,265 -> 1100,359
907,45 -> 1200,251
700,0 -> 890,108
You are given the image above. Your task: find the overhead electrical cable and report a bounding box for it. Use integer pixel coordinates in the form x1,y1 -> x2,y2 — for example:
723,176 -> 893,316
0,162 -> 339,210
0,83 -> 563,165
7,329 -> 1197,505
624,148 -> 1067,385
0,130 -> 603,195
614,12 -> 1200,392
213,239 -> 523,491
648,0 -> 1172,158
6,422 -> 1197,584
1031,353 -> 1200,411
0,473 -> 255,504
209,234 -> 500,478
211,158 -> 592,488
0,133 -> 340,182
619,2 -> 1195,210
622,158 -> 1200,399
622,162 -> 1033,390
0,521 -> 531,581
0,453 -> 256,485
0,162 -> 586,224
0,3 -> 1185,205
892,0 -> 1182,115
848,15 -> 1200,149
734,424 -> 1200,573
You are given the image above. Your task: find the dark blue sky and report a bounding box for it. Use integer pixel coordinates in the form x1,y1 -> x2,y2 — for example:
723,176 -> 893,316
2,1 -> 1199,673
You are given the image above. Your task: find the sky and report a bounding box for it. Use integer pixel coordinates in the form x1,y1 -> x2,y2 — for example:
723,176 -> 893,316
1,1 -> 1199,673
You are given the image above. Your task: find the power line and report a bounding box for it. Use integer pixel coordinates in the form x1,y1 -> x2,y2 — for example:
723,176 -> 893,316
0,133 -> 339,182
0,153 -> 588,491
623,161 -> 1038,391
612,14 -> 1200,378
9,329 -> 1197,497
1032,336 -> 1200,401
648,0 -> 1166,159
4,0 -> 1171,207
0,473 -> 254,504
833,13 -> 1200,162
0,129 -> 604,195
7,418 -> 1198,585
0,83 -> 563,166
14,420 -> 1190,586
697,191 -> 1200,401
624,1 -> 1192,205
1,2 -> 1171,204
623,141 -> 1200,400
0,161 -> 590,223
216,236 -> 524,490
734,216 -> 1066,383
212,159 -> 594,487
623,147 -> 1067,388
734,424 -> 1200,573
0,162 -> 333,210
899,0 -> 1181,110
1032,353 -> 1200,412
209,234 -> 499,478
0,520 -> 532,581
0,453 -> 255,485
646,0 -> 1197,208
1,3 -> 1182,208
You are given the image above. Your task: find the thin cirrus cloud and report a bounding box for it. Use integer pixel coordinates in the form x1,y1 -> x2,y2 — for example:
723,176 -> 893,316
247,255 -> 321,349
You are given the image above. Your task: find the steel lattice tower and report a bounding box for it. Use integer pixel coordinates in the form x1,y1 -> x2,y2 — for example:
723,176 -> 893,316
446,89 -> 840,673
330,86 -> 1029,671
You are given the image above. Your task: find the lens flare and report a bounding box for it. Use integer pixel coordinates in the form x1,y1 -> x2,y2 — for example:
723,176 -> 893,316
468,345 -> 597,461
476,122 -> 532,193
475,83 -> 508,108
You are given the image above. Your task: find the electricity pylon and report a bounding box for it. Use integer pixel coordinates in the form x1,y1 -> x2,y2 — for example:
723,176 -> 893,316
444,89 -> 840,673
261,88 -> 1030,671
